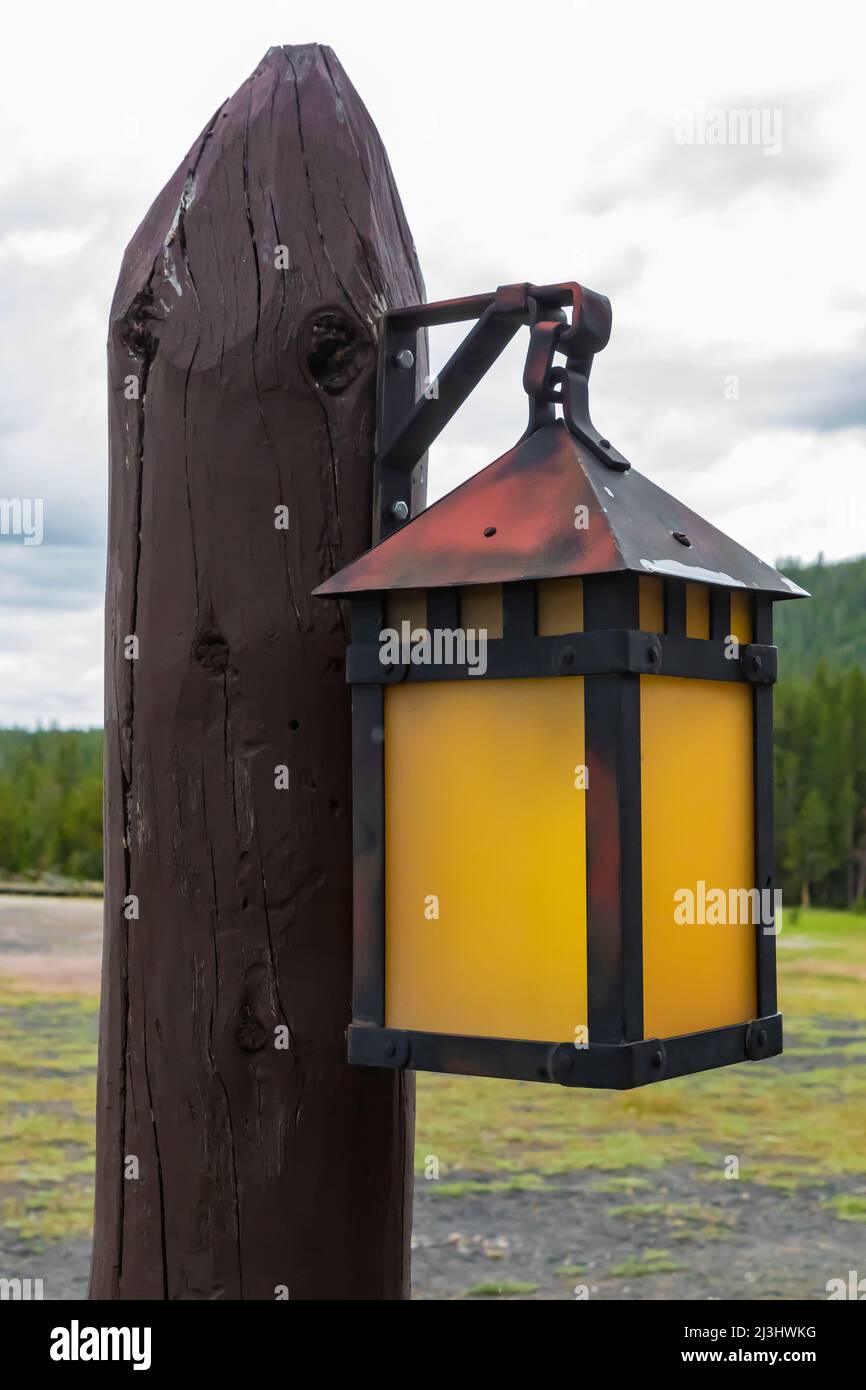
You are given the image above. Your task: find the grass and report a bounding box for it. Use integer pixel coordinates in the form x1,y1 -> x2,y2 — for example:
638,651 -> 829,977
414,909 -> 866,1193
821,1194 -> 866,1222
0,907 -> 864,1249
428,1173 -> 548,1197
0,981 -> 97,1240
609,1249 -> 685,1277
0,878 -> 103,899
464,1280 -> 541,1297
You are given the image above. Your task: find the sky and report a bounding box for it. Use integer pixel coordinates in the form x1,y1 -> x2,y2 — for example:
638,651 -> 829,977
0,0 -> 864,726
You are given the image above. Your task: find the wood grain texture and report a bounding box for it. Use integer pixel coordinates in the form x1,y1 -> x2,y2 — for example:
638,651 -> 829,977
90,44 -> 425,1300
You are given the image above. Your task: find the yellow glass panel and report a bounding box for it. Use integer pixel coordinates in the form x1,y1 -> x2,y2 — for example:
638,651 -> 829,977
640,676 -> 756,1036
459,584 -> 503,638
686,583 -> 710,639
386,589 -> 426,633
639,576 -> 664,632
730,591 -> 753,644
385,679 -> 587,1041
537,578 -> 584,636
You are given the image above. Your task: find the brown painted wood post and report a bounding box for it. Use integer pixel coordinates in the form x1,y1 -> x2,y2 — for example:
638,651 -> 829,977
90,44 -> 425,1301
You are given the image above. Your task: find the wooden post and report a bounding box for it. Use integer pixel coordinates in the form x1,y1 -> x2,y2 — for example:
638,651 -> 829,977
90,44 -> 425,1301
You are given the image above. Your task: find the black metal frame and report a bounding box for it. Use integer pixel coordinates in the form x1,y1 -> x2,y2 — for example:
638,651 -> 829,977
347,572 -> 782,1090
348,1015 -> 783,1090
346,630 -> 777,686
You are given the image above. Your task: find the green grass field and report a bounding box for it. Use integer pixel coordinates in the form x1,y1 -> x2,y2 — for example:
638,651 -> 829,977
415,909 -> 866,1195
1,908 -> 865,1256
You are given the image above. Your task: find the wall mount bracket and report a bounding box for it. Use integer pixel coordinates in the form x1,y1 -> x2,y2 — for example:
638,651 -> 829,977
373,280 -> 627,542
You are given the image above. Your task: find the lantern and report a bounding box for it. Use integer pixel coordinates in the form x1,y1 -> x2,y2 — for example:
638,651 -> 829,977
313,282 -> 807,1090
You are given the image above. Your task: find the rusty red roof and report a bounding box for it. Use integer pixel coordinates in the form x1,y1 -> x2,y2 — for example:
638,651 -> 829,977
313,421 -> 807,600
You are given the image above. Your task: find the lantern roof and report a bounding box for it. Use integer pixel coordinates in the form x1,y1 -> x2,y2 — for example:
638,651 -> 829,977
313,421 -> 808,600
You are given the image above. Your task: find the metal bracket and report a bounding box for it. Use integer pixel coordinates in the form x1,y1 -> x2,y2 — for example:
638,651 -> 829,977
555,363 -> 630,471
372,280 -> 622,542
549,1038 -> 666,1089
739,643 -> 778,684
746,1017 -> 777,1060
347,1024 -> 411,1069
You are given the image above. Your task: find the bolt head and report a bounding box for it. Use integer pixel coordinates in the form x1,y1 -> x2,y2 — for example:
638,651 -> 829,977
390,500 -> 409,521
394,348 -> 415,370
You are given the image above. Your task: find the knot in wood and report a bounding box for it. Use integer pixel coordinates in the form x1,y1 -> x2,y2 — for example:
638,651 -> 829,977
237,1013 -> 269,1052
118,284 -> 162,364
301,308 -> 371,395
191,627 -> 230,673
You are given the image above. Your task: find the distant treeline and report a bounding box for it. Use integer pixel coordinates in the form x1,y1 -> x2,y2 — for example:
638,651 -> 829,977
772,555 -> 866,909
0,556 -> 864,903
775,555 -> 866,677
2,689 -> 864,906
776,665 -> 866,909
0,728 -> 102,882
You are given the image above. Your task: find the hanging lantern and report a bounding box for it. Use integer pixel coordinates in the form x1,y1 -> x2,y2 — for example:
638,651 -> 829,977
314,281 -> 807,1090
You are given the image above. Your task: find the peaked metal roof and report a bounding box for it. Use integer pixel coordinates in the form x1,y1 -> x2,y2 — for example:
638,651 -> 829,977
313,421 -> 808,600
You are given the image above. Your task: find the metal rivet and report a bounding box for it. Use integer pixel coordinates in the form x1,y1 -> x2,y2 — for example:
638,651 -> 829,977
651,1050 -> 663,1069
483,525 -> 497,537
673,531 -> 692,547
757,1029 -> 767,1048
384,1041 -> 397,1058
394,349 -> 415,370
560,1052 -> 574,1073
390,499 -> 409,521
599,438 -> 611,448
752,653 -> 763,672
559,646 -> 575,668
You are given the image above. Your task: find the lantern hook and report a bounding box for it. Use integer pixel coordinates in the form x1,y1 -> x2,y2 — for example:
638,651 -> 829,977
521,305 -> 630,472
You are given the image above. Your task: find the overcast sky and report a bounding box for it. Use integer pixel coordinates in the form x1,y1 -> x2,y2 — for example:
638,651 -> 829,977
1,0 -> 864,727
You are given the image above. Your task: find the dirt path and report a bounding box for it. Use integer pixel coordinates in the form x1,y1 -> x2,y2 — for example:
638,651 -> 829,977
0,894 -> 102,993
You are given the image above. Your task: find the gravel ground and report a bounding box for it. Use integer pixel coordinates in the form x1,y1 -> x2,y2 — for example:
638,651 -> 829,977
2,1167 -> 863,1300
411,1168 -> 865,1299
1,896 -> 863,1302
0,1235 -> 91,1301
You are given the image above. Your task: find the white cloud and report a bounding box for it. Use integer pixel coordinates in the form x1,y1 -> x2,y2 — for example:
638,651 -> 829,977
0,0 -> 864,723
